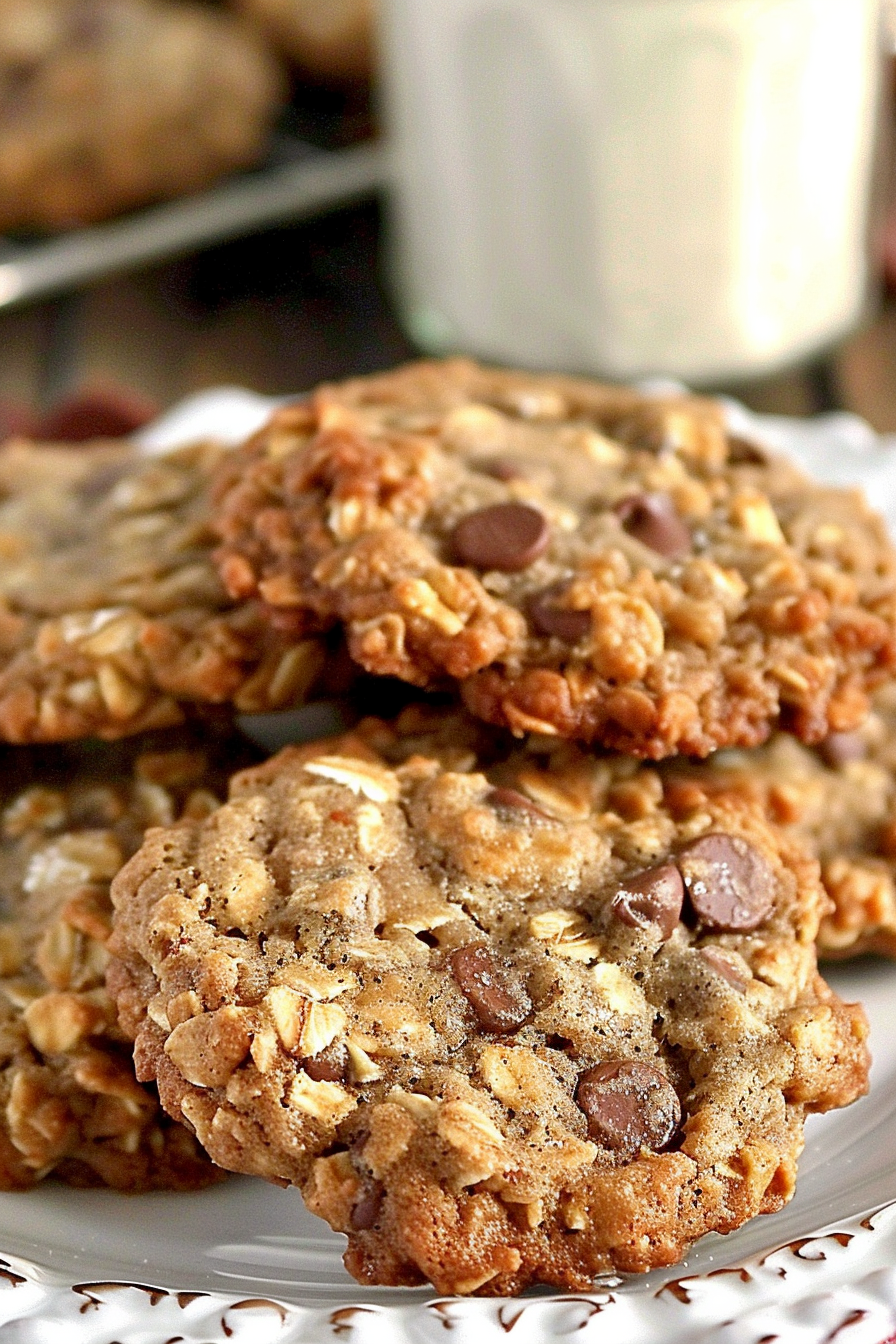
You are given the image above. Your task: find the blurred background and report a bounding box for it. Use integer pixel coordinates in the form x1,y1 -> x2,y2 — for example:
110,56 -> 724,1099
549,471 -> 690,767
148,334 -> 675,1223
1,0 -> 896,437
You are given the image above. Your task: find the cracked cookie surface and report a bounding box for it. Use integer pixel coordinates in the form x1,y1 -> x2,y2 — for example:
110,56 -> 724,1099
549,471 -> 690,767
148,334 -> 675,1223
108,722 -> 869,1293
211,358 -> 896,758
0,728 -> 255,1190
0,438 -> 325,742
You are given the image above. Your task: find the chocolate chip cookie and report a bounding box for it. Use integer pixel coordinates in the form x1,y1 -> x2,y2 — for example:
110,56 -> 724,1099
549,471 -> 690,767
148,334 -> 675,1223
233,0 -> 373,84
0,437 -> 326,742
0,728 -> 256,1190
0,0 -> 284,232
108,726 -> 869,1293
212,359 -> 896,758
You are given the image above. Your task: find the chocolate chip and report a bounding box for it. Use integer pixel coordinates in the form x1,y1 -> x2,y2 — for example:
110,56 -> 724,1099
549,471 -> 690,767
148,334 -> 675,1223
70,1 -> 107,44
451,502 -> 550,572
303,1053 -> 346,1083
614,493 -> 691,559
818,732 -> 867,768
1,61 -> 39,110
448,943 -> 532,1034
486,787 -> 549,820
727,434 -> 769,465
575,1061 -> 681,1160
77,462 -> 129,501
677,833 -> 775,932
611,863 -> 684,940
699,946 -> 750,992
477,455 -> 531,482
528,584 -> 591,642
614,415 -> 672,455
350,1180 -> 384,1230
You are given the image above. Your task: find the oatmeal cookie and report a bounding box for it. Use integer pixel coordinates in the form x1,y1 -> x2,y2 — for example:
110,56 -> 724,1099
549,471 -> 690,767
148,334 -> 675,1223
212,359 -> 896,759
108,727 -> 868,1293
0,727 -> 256,1189
233,0 -> 373,84
358,698 -> 896,959
663,681 -> 896,959
0,0 -> 284,232
0,437 -> 326,742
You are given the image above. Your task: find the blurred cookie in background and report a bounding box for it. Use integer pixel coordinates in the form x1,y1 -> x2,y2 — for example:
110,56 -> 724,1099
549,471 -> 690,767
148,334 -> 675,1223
0,385 -> 161,446
0,0 -> 286,232
33,384 -> 160,443
232,0 -> 373,85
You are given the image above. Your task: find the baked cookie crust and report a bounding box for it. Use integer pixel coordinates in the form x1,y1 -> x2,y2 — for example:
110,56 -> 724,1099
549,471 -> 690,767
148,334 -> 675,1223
108,724 -> 868,1293
212,359 -> 896,758
0,437 -> 325,742
0,729 -> 254,1190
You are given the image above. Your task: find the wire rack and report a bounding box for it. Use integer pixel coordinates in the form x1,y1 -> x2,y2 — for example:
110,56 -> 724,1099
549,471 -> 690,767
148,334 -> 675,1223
0,138 -> 385,311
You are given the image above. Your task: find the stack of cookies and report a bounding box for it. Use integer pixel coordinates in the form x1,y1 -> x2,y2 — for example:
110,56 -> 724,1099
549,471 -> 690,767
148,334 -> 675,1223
1,359 -> 894,1297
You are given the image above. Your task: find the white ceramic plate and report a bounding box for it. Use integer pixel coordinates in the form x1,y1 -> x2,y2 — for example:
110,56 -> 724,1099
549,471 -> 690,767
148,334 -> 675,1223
2,391 -> 896,1344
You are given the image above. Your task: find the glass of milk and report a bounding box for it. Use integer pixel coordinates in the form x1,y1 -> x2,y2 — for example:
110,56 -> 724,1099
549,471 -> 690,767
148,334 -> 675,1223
378,0 -> 885,384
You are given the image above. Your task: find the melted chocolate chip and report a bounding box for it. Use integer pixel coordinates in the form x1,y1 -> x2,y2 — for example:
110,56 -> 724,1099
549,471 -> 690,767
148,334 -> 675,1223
70,1 -> 107,44
477,455 -> 531,482
451,502 -> 550,572
614,415 -> 671,455
575,1061 -> 681,1160
614,493 -> 691,559
528,585 -> 592,642
1,61 -> 39,109
448,943 -> 532,1034
486,787 -> 549,820
727,435 -> 769,465
677,833 -> 775,932
818,732 -> 867,768
611,863 -> 684,940
77,462 -> 130,501
699,946 -> 750,992
350,1181 -> 384,1230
